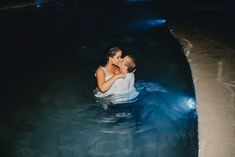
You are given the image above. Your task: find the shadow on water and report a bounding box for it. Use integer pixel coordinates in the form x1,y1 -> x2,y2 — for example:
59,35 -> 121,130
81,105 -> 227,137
0,4 -> 197,157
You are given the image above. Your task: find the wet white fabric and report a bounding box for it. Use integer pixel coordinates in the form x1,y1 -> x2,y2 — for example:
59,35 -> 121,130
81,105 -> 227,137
110,72 -> 135,94
110,87 -> 139,104
95,70 -> 139,102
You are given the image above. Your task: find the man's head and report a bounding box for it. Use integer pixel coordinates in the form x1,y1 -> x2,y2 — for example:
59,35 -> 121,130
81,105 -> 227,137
119,55 -> 136,73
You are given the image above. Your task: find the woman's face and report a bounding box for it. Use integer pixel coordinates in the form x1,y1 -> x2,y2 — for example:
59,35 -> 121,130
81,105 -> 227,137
110,50 -> 122,66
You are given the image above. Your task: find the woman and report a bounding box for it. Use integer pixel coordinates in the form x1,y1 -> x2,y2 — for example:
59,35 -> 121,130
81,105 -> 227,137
95,47 -> 126,96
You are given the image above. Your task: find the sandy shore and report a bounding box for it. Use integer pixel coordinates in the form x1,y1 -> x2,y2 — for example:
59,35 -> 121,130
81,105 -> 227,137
171,20 -> 235,157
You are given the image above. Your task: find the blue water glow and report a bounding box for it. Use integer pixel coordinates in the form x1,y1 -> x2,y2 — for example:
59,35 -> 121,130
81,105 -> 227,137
35,0 -> 41,8
146,19 -> 167,26
114,18 -> 167,31
132,18 -> 166,29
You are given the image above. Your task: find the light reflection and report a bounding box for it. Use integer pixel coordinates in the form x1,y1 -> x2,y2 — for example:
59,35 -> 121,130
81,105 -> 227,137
146,19 -> 166,26
129,18 -> 167,30
35,0 -> 41,8
177,97 -> 196,113
186,98 -> 196,110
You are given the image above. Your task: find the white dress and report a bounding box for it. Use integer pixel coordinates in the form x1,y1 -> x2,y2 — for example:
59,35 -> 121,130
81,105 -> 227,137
94,67 -> 113,98
94,67 -> 139,103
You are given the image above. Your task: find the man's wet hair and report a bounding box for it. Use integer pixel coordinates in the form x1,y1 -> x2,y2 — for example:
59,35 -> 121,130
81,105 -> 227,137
125,55 -> 137,73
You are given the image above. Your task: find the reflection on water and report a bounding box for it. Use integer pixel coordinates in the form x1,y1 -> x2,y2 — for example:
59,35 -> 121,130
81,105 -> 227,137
1,5 -> 197,157
14,81 -> 197,157
95,87 -> 139,107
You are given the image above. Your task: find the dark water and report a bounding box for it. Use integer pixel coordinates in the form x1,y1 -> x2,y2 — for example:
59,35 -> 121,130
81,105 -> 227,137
0,4 -> 197,157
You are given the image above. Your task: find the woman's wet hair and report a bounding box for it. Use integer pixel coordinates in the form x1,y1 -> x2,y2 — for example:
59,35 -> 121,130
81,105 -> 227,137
106,46 -> 121,61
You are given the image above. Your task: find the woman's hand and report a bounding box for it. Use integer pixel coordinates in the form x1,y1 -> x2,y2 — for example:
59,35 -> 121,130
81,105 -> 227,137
115,72 -> 126,79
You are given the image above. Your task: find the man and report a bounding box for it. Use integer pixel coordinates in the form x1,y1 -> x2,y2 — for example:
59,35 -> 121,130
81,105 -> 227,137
107,55 -> 139,104
110,55 -> 137,94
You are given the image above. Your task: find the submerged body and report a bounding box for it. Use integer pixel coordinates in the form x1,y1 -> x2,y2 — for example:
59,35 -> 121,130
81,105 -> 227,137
94,67 -> 139,103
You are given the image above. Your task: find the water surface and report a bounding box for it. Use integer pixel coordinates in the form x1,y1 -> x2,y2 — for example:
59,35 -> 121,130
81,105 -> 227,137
0,4 -> 198,157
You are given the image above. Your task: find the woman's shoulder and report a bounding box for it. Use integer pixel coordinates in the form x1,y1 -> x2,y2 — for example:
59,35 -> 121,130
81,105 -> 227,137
96,66 -> 105,74
97,65 -> 105,69
97,66 -> 105,71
